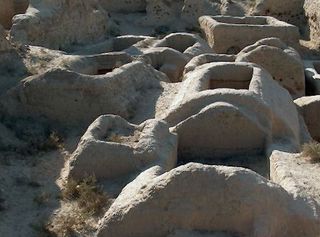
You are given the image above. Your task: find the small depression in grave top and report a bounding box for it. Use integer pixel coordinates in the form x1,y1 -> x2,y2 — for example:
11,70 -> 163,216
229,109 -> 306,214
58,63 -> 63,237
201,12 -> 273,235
213,16 -> 268,26
105,128 -> 141,146
75,52 -> 133,76
92,60 -> 131,75
154,34 -> 198,53
209,64 -> 253,90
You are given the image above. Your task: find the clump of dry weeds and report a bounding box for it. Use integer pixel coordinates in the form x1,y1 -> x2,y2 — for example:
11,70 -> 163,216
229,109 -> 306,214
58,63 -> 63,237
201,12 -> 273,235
40,131 -> 65,152
61,175 -> 109,215
301,141 -> 320,163
47,175 -> 111,237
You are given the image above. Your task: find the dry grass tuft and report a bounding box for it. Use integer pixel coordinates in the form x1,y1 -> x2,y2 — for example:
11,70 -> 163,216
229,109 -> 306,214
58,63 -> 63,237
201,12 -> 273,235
61,179 -> 78,200
302,141 -> 320,163
76,176 -> 109,215
49,211 -> 87,237
62,175 -> 110,215
34,208 -> 92,237
51,176 -> 111,236
40,131 -> 64,151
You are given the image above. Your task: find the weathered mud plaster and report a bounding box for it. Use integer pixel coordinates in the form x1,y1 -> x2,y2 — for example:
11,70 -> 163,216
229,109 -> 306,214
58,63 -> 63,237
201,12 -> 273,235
199,15 -> 300,54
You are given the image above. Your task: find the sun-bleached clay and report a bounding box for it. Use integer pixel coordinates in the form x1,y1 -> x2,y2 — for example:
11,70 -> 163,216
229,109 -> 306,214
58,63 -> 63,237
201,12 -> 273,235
1,61 -> 168,126
126,33 -> 213,59
295,96 -> 320,142
137,47 -> 189,83
96,163 -> 320,237
125,33 -> 213,81
199,15 -> 300,54
164,62 -> 301,161
68,115 -> 177,181
10,0 -> 109,50
236,37 -> 305,98
183,53 -> 236,75
152,33 -> 213,58
51,52 -> 133,75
